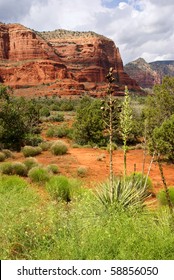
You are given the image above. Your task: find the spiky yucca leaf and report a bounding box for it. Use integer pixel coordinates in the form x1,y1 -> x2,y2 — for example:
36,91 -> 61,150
96,176 -> 151,209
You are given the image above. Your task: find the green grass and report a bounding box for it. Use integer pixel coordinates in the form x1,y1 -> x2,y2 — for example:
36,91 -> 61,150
1,175 -> 174,260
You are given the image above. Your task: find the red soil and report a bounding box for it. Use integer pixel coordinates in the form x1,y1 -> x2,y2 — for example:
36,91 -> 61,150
12,145 -> 174,193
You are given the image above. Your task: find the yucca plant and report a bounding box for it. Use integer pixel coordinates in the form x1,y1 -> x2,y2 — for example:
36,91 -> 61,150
96,176 -> 150,209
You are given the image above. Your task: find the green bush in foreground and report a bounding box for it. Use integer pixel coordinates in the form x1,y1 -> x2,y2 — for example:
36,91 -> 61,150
22,146 -> 42,157
157,187 -> 174,206
11,162 -> 27,176
0,152 -> 6,162
46,175 -> 71,202
28,166 -> 50,184
50,140 -> 68,155
23,157 -> 39,171
0,162 -> 13,175
1,174 -> 174,260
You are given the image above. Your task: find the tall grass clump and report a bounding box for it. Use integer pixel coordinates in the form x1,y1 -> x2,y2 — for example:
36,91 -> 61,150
46,175 -> 82,202
0,175 -> 54,259
11,162 -> 27,176
28,166 -> 50,184
157,187 -> 174,206
22,146 -> 42,157
46,175 -> 71,202
23,157 -> 39,172
50,140 -> 68,155
46,164 -> 59,174
0,162 -> 13,175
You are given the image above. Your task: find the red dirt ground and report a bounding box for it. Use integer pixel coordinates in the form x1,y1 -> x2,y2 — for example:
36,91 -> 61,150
12,144 -> 174,194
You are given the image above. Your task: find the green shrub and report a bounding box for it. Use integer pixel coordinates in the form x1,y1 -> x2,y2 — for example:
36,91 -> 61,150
1,149 -> 14,159
40,107 -> 50,117
46,175 -> 71,202
157,187 -> 174,206
77,166 -> 88,178
28,166 -> 50,184
127,172 -> 153,192
106,142 -> 117,152
11,162 -> 27,176
54,125 -> 70,138
39,141 -> 52,151
46,127 -> 55,137
22,146 -> 42,157
50,140 -> 68,155
0,162 -> 13,175
50,113 -> 64,122
23,157 -> 39,171
46,125 -> 71,138
0,152 -> 6,162
46,164 -> 59,174
24,134 -> 43,146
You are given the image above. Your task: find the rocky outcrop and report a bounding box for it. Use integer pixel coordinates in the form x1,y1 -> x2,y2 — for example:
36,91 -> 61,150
0,23 -> 141,95
40,29 -> 140,91
124,58 -> 174,88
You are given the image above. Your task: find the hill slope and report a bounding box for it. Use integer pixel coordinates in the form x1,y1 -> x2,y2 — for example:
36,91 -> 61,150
124,58 -> 174,88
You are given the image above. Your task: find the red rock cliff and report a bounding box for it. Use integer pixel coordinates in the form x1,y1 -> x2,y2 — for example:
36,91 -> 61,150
0,23 -> 140,94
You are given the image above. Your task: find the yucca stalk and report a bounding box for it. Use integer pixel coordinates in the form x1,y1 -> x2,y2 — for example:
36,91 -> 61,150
105,68 -> 115,203
120,86 -> 133,178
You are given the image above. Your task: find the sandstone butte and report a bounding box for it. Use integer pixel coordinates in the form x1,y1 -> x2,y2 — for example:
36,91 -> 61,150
0,23 -> 141,97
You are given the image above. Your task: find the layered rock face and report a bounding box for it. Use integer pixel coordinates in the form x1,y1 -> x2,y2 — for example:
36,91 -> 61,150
124,58 -> 174,88
40,29 -> 139,91
0,23 -> 140,95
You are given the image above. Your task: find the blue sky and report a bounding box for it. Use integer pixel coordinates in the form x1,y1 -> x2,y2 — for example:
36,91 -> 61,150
0,0 -> 174,64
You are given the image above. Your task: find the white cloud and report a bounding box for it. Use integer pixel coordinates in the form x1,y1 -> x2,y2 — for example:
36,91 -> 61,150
0,0 -> 174,64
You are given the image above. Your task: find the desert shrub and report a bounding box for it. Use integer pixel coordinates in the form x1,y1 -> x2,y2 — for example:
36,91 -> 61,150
1,149 -> 14,159
46,164 -> 59,174
50,104 -> 60,111
96,176 -> 150,209
40,107 -> 50,117
46,127 -> 55,137
127,172 -> 153,192
106,142 -> 117,152
77,166 -> 88,178
23,157 -> 39,171
50,113 -> 64,122
157,187 -> 174,206
22,146 -> 42,157
11,162 -> 27,176
54,125 -> 71,138
59,101 -> 74,111
46,125 -> 71,138
28,166 -> 50,184
0,162 -> 13,175
39,141 -> 52,151
24,134 -> 43,147
46,175 -> 71,202
0,152 -> 6,162
50,140 -> 68,155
